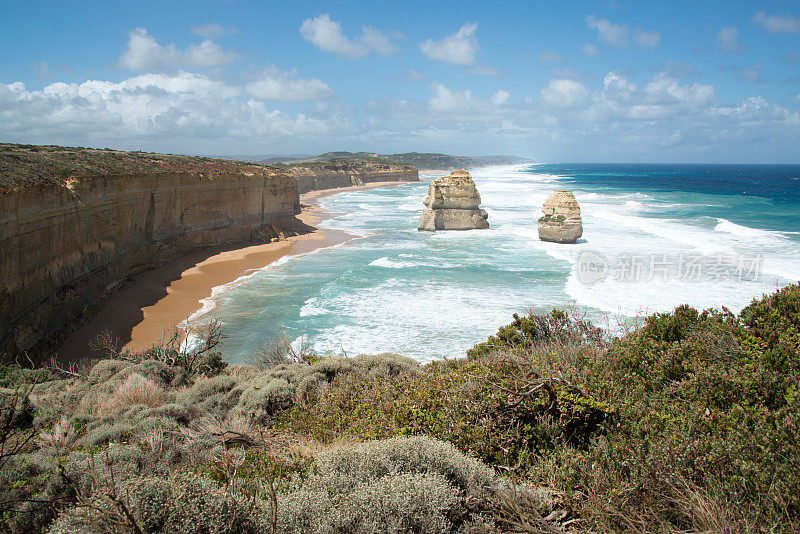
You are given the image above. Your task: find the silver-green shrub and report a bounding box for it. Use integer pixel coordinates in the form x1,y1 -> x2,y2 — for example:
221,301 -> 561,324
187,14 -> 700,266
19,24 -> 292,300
175,375 -> 243,416
276,472 -> 458,533
274,436 -> 495,533
315,435 -> 495,496
234,354 -> 421,425
235,376 -> 294,424
48,472 -> 258,534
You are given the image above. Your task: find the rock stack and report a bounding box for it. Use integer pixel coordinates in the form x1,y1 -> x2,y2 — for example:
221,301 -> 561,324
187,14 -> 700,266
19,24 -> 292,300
418,170 -> 489,231
538,190 -> 583,243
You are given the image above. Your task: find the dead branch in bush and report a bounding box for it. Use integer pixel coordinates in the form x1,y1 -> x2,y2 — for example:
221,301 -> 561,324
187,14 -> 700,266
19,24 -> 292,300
0,385 -> 36,472
58,451 -> 145,534
491,483 -> 570,533
248,330 -> 315,367
44,355 -> 85,378
88,329 -> 123,360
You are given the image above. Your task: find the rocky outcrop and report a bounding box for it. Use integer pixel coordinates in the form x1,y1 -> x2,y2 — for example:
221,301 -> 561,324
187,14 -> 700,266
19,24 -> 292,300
537,191 -> 583,244
291,162 -> 418,194
418,170 -> 489,231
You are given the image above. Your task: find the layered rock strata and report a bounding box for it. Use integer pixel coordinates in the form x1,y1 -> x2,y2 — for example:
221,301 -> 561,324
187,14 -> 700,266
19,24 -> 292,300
417,170 -> 489,231
537,190 -> 583,244
291,162 -> 418,194
0,145 -> 419,360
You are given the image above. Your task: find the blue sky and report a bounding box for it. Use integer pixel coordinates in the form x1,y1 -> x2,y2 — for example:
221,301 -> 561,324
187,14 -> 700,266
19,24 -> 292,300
1,1 -> 799,162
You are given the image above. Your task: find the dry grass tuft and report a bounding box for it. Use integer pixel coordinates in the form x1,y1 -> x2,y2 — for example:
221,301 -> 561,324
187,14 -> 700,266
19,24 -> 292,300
100,373 -> 165,415
36,415 -> 78,448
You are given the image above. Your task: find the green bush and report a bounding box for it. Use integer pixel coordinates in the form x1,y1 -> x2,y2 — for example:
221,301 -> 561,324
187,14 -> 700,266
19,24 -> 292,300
48,472 -> 257,534
0,365 -> 53,388
280,353 -> 612,469
276,436 -> 493,533
176,375 -> 243,416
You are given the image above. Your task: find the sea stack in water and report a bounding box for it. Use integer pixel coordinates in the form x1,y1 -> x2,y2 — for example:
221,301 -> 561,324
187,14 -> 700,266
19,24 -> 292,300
538,190 -> 583,243
417,170 -> 489,231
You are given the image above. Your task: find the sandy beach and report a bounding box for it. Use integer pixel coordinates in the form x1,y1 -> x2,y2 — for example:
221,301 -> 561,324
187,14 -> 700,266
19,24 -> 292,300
54,181 -> 409,360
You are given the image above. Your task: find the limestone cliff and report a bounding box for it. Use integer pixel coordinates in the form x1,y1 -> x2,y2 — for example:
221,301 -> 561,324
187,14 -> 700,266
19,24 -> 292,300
289,161 -> 418,194
418,170 -> 489,231
0,144 -> 418,361
537,190 -> 583,244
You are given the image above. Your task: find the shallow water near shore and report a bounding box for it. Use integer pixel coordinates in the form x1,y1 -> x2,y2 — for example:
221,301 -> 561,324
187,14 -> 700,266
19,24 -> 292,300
201,164 -> 800,364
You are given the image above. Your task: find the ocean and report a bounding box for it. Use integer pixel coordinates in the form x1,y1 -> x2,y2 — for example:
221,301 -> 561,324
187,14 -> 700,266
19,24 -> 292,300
195,163 -> 800,364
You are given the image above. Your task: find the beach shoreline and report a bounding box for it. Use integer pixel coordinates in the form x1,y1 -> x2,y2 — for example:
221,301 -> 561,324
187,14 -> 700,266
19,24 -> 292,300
54,181 -> 411,360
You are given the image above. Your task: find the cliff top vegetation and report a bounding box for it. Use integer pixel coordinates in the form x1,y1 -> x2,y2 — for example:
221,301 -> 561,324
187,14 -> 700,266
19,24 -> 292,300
0,143 -> 416,194
1,284 -> 798,532
262,151 -> 531,170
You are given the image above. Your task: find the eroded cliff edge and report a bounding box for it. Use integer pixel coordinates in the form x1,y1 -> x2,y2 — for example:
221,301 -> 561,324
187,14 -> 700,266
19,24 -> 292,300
0,144 -> 418,360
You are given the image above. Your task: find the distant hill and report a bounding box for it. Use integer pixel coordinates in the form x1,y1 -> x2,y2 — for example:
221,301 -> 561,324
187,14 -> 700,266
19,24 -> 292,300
258,152 -> 532,170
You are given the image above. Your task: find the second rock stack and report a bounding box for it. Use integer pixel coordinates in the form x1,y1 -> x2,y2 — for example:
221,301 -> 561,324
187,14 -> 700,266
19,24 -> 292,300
537,190 -> 583,243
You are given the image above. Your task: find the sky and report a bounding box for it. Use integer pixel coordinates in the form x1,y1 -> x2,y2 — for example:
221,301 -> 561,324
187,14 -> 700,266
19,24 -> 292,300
1,1 -> 799,162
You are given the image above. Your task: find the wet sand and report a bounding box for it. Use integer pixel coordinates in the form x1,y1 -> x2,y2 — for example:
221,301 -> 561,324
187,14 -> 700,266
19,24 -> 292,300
54,181 -> 409,360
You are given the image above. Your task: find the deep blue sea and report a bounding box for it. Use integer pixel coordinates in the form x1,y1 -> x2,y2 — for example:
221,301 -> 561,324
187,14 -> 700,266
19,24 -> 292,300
189,164 -> 800,364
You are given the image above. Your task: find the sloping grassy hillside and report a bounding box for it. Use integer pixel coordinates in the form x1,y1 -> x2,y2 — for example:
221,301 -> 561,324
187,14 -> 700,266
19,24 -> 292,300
1,285 -> 798,533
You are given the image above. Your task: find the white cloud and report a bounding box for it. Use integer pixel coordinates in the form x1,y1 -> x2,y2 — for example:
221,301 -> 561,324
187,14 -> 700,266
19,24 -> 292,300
659,130 -> 683,148
537,51 -> 567,62
420,23 -> 479,66
644,72 -> 714,107
428,83 -> 477,112
716,27 -> 743,53
540,79 -> 589,108
360,26 -> 398,55
753,11 -> 800,35
586,15 -> 628,47
0,73 -> 350,151
633,28 -> 661,47
711,96 -> 800,125
468,64 -> 501,76
399,69 -> 426,81
245,65 -> 334,101
31,62 -> 52,77
299,14 -> 398,59
118,28 -> 239,72
491,90 -> 510,105
191,23 -> 236,39
582,43 -> 600,57
740,63 -> 763,83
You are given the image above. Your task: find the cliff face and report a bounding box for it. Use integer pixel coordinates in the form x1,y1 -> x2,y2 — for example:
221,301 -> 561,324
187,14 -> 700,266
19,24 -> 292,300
290,162 -> 418,194
0,145 -> 419,361
1,170 -> 300,360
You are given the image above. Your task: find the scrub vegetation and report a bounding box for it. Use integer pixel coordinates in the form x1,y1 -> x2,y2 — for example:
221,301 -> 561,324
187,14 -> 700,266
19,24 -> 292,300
1,284 -> 798,533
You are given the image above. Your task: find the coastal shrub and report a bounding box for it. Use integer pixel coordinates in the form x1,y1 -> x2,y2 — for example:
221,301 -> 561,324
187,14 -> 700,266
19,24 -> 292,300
234,354 -> 420,425
276,472 -> 459,534
275,436 -> 494,533
314,435 -> 494,495
141,402 -> 192,425
279,350 -> 613,469
176,375 -> 243,416
85,359 -> 131,385
48,472 -> 258,534
235,376 -> 294,424
351,352 -> 421,378
466,308 -> 605,359
0,364 -> 53,388
560,284 -> 800,531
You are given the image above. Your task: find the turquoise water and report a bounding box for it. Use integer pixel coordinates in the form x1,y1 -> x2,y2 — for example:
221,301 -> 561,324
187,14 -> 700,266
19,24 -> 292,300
194,164 -> 800,364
